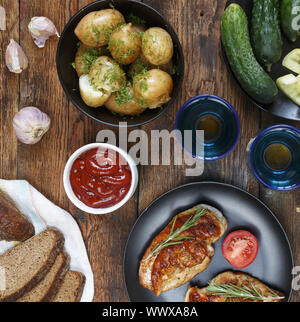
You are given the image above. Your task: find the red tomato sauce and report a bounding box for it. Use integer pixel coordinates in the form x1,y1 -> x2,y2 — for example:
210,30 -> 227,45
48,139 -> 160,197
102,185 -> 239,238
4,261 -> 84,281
70,147 -> 132,209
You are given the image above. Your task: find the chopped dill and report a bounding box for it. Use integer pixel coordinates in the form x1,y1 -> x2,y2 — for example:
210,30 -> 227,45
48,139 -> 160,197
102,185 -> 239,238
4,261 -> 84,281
126,13 -> 147,27
139,79 -> 148,92
133,68 -> 149,83
120,48 -> 135,60
129,58 -> 149,78
170,64 -> 178,76
91,24 -> 101,40
89,77 -> 99,91
79,47 -> 103,74
110,69 -> 121,84
82,33 -> 90,42
139,95 -> 147,107
103,22 -> 124,42
101,66 -> 125,91
115,83 -> 134,106
108,39 -> 125,55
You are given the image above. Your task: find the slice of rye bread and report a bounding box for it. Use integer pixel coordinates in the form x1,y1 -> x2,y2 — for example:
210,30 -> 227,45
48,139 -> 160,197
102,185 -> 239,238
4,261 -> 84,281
17,252 -> 70,302
52,271 -> 86,302
0,190 -> 34,242
0,229 -> 64,302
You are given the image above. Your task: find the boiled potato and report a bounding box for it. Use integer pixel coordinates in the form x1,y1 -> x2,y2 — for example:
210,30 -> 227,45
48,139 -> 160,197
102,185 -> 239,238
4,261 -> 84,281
89,56 -> 126,92
75,44 -> 106,76
129,52 -> 174,78
105,82 -> 145,115
142,27 -> 174,65
128,53 -> 152,78
133,69 -> 173,109
74,9 -> 125,47
109,23 -> 142,65
79,74 -> 111,107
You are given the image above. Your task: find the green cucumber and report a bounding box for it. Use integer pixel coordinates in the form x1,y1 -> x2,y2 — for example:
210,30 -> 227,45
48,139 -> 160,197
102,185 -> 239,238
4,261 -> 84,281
221,4 -> 278,104
281,0 -> 300,42
251,0 -> 282,72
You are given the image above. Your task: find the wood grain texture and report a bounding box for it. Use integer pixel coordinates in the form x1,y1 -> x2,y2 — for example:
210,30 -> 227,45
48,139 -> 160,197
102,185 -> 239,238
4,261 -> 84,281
0,0 -> 19,180
0,0 -> 299,302
259,112 -> 300,302
17,0 -> 137,302
139,0 -> 297,302
138,0 -> 260,216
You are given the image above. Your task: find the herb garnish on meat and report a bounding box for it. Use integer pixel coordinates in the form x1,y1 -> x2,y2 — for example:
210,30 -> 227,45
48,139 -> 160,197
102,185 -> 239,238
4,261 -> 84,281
143,208 -> 207,261
207,281 -> 284,301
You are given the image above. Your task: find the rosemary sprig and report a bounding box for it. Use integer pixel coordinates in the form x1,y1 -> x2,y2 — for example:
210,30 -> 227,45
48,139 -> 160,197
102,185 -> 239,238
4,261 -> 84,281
206,281 -> 284,302
143,208 -> 207,261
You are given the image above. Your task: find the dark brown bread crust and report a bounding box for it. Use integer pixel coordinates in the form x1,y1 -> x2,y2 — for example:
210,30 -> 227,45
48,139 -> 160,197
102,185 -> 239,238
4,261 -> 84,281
52,271 -> 86,302
42,253 -> 71,302
1,229 -> 65,302
0,190 -> 34,242
74,272 -> 86,302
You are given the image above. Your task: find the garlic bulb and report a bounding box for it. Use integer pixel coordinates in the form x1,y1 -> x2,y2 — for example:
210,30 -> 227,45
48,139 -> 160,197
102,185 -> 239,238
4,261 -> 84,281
28,16 -> 59,48
5,39 -> 28,73
13,107 -> 51,144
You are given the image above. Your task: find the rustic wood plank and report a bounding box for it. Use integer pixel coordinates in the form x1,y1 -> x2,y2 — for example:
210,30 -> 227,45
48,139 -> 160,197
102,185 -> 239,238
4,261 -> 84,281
0,0 -> 298,303
138,0 -> 260,214
15,0 -> 138,302
0,0 -> 19,180
259,112 -> 300,302
18,0 -> 69,204
70,0 -> 138,302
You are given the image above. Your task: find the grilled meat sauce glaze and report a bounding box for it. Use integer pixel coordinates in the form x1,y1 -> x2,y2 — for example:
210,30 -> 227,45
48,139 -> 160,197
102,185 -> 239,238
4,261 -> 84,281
150,212 -> 221,294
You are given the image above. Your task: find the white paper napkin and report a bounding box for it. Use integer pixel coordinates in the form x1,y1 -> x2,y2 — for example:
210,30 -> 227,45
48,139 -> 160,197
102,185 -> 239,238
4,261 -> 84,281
0,179 -> 94,302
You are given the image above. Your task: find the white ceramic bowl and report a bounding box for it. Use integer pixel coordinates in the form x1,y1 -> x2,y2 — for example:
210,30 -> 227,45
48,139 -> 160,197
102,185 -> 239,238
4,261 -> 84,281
63,143 -> 138,214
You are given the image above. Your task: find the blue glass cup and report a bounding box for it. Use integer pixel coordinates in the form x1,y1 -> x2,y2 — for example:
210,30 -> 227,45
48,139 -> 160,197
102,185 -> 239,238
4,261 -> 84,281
175,94 -> 240,161
249,125 -> 300,191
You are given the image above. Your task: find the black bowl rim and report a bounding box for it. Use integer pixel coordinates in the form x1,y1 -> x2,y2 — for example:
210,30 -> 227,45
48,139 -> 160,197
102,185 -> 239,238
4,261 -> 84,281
56,0 -> 185,128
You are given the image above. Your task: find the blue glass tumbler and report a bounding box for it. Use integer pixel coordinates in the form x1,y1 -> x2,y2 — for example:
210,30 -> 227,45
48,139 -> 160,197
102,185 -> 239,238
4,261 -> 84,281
249,125 -> 300,191
175,95 -> 240,161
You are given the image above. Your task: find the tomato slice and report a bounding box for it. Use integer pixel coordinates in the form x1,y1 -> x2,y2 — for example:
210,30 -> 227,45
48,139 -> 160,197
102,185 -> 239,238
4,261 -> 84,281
222,230 -> 258,269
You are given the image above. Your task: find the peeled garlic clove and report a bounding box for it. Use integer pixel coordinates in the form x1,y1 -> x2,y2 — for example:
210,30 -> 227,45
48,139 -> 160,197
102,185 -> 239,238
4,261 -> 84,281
28,16 -> 59,48
13,107 -> 51,144
5,39 -> 28,73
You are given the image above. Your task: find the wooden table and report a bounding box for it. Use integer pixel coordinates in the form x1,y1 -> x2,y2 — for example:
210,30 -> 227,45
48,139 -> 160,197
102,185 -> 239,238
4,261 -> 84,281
0,0 -> 299,302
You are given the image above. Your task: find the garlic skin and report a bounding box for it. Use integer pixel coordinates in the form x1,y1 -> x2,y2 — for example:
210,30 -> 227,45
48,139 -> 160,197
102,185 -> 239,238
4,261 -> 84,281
5,39 -> 28,73
13,107 -> 51,145
28,17 -> 59,48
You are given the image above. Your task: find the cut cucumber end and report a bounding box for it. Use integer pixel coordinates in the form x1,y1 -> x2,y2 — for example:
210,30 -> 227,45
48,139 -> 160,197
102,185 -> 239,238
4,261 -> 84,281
282,49 -> 300,74
277,74 -> 300,106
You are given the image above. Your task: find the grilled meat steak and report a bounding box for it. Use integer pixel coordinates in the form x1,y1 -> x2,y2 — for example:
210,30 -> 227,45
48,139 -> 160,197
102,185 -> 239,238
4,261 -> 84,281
185,271 -> 284,302
139,204 -> 227,296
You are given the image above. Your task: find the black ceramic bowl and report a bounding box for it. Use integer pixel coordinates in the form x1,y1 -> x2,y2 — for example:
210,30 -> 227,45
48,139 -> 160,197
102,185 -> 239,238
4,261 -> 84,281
56,0 -> 184,128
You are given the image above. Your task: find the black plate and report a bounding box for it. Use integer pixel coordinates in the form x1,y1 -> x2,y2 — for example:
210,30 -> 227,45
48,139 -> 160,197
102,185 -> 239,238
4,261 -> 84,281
123,182 -> 293,302
56,0 -> 184,128
223,0 -> 300,121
